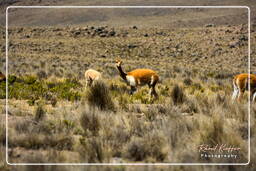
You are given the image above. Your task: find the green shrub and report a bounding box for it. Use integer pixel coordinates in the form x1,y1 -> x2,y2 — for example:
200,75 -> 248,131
7,75 -> 82,101
0,124 -> 5,145
24,75 -> 37,84
47,78 -> 82,101
8,75 -> 16,84
0,81 -> 6,99
63,119 -> 75,132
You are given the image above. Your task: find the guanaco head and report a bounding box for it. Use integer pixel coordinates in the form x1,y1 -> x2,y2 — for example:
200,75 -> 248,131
115,59 -> 122,67
87,76 -> 93,86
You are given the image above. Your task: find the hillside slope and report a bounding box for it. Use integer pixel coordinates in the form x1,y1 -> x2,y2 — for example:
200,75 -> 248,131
0,0 -> 254,28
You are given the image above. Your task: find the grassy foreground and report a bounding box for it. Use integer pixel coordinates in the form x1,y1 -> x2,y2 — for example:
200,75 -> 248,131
0,24 -> 255,170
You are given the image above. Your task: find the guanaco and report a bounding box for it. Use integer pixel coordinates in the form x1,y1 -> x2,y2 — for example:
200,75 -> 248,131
232,73 -> 256,102
84,69 -> 102,87
0,72 -> 6,82
115,59 -> 159,98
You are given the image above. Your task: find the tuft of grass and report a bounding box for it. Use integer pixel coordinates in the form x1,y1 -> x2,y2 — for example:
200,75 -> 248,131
8,75 -> 17,84
80,108 -> 101,136
144,107 -> 159,121
37,70 -> 47,80
85,80 -> 115,111
0,80 -> 5,99
0,123 -> 5,146
9,133 -> 74,150
23,75 -> 37,84
170,84 -> 186,105
199,112 -> 241,146
124,131 -> 169,162
79,137 -> 110,163
34,104 -> 46,122
116,93 -> 129,110
183,77 -> 193,86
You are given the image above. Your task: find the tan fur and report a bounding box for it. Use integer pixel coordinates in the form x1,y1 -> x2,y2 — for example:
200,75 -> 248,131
127,69 -> 159,86
84,69 -> 101,87
115,59 -> 159,98
232,73 -> 256,102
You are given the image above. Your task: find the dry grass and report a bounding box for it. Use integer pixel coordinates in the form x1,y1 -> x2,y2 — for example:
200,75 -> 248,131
80,108 -> 101,136
84,80 -> 115,111
0,23 -> 254,169
170,84 -> 186,105
124,131 -> 169,162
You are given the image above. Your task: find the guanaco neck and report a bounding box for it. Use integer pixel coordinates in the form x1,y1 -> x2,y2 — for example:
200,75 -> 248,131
117,65 -> 127,81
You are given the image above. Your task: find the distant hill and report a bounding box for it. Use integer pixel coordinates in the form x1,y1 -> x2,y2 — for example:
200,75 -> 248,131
0,0 -> 255,28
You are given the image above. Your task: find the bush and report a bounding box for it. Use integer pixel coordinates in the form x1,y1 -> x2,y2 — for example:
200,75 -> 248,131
199,112 -> 238,145
124,132 -> 169,162
85,80 -> 115,111
24,75 -> 37,84
79,137 -> 109,163
170,84 -> 186,105
0,124 -> 5,146
34,104 -> 46,122
48,78 -> 82,101
183,77 -> 193,86
0,81 -> 5,99
80,109 -> 101,136
37,70 -> 47,80
8,75 -> 16,84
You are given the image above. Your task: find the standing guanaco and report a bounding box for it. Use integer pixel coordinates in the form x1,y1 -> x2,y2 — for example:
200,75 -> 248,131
84,69 -> 102,87
115,59 -> 159,98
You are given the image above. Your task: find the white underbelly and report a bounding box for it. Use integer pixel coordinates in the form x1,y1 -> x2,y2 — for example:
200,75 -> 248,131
126,75 -> 136,86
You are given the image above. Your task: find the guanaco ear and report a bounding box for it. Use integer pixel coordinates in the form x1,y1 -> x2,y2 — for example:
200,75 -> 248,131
115,59 -> 122,66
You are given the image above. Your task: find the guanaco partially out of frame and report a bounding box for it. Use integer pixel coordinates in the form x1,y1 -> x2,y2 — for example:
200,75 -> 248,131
0,72 -> 5,82
232,73 -> 256,102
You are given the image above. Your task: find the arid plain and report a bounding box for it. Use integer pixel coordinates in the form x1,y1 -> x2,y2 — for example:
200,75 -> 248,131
0,3 -> 256,171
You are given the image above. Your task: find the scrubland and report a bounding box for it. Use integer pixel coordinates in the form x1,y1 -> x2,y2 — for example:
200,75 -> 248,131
0,24 -> 255,171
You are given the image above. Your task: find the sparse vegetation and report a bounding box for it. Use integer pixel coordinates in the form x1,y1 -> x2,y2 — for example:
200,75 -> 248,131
80,108 -> 101,136
0,8 -> 254,170
124,132 -> 169,162
0,75 -> 82,102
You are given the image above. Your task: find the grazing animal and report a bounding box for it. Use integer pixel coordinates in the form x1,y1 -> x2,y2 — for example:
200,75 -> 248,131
84,69 -> 102,87
0,72 -> 6,82
232,73 -> 256,102
115,59 -> 159,98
